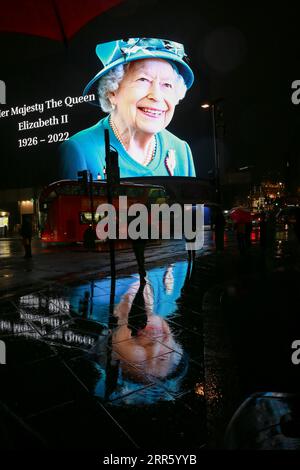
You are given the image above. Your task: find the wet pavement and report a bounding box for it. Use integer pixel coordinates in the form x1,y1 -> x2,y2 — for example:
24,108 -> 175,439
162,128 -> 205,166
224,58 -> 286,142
0,228 -> 300,451
0,232 -> 214,297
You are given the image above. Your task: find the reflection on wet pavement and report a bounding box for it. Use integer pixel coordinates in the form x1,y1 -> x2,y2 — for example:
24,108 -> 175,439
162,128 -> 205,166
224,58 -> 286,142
2,227 -> 298,449
0,260 -> 207,449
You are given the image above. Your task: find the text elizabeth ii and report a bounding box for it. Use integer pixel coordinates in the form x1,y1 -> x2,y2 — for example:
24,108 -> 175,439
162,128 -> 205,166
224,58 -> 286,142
18,114 -> 68,131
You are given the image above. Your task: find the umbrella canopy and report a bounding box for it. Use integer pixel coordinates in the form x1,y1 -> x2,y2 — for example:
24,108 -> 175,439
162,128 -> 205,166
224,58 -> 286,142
229,207 -> 253,224
0,0 -> 124,42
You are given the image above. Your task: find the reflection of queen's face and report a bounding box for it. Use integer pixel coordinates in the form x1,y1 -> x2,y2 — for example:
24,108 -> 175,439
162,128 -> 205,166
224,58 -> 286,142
112,280 -> 183,380
109,59 -> 179,137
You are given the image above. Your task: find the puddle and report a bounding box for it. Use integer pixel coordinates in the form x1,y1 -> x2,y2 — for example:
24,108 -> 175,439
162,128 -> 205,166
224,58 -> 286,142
0,261 -> 205,408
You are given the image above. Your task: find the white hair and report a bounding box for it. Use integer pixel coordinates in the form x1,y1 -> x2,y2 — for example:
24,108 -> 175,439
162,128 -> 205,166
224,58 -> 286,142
97,62 -> 187,113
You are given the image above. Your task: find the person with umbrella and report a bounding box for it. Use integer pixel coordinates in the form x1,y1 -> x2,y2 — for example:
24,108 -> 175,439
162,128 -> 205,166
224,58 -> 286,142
212,206 -> 226,252
229,207 -> 252,255
58,37 -> 196,179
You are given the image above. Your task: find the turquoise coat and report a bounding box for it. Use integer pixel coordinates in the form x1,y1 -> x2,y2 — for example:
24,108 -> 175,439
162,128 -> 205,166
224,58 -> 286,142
59,116 -> 195,180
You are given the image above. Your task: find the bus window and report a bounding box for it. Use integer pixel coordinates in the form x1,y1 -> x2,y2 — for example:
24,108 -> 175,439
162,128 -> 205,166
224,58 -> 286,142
48,190 -> 57,199
111,186 -> 146,198
125,187 -> 146,198
40,202 -> 48,212
148,188 -> 168,204
115,186 -> 127,196
56,184 -> 85,196
39,198 -> 55,233
80,212 -> 102,224
39,210 -> 48,232
93,186 -> 106,196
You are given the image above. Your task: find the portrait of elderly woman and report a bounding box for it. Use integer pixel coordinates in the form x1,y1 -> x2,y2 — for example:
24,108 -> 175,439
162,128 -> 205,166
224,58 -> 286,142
59,38 -> 196,179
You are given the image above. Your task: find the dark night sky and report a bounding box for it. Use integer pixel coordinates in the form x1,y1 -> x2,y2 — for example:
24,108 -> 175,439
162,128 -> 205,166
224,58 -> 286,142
1,0 -> 299,189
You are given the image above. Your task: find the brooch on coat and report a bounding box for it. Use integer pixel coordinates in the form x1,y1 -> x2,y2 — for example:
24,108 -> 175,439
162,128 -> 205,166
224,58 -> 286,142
165,149 -> 176,176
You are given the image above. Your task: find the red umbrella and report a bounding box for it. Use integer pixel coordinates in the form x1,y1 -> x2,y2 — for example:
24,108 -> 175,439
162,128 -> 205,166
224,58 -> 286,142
229,207 -> 253,224
0,0 -> 124,42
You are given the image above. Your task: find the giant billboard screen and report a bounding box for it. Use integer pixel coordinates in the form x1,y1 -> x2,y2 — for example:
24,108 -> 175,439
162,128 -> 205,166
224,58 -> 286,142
1,29 -> 200,190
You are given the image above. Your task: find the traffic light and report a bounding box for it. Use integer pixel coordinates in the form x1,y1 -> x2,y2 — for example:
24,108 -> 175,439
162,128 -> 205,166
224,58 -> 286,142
77,170 -> 89,193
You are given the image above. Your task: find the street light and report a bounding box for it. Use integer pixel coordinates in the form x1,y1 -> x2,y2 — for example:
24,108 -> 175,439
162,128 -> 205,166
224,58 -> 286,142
201,98 -> 224,205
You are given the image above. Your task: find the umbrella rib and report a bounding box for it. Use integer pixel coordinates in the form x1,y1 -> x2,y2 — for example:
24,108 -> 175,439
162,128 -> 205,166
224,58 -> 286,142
50,0 -> 68,46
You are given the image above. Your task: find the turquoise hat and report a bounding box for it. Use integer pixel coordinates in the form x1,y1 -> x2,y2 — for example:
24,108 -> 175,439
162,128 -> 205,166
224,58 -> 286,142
83,37 -> 194,97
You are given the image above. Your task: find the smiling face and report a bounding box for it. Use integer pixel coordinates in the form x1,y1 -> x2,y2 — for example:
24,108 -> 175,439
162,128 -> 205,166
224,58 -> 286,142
109,59 -> 179,136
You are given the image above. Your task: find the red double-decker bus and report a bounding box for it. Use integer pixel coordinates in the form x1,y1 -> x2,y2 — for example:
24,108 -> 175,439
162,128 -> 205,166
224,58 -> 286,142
38,179 -> 167,245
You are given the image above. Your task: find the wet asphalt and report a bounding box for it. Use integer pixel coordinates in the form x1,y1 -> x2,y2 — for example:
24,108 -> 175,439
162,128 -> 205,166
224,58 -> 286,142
0,228 -> 300,450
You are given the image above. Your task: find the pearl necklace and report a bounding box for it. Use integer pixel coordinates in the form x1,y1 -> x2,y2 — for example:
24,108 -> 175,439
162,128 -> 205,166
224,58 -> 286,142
109,115 -> 156,167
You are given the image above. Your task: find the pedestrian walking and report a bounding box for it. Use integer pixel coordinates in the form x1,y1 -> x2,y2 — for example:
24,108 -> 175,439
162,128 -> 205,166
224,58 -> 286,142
229,206 -> 252,255
79,291 -> 90,318
83,225 -> 96,251
235,222 -> 247,255
259,211 -> 267,249
184,204 -> 197,263
131,238 -> 147,283
245,221 -> 252,248
214,208 -> 226,252
293,209 -> 300,243
127,283 -> 148,336
128,210 -> 150,284
20,216 -> 32,258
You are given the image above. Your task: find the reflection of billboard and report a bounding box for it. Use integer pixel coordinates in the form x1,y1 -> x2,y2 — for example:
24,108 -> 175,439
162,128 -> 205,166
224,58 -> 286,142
0,262 -> 190,404
59,38 -> 196,180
